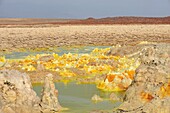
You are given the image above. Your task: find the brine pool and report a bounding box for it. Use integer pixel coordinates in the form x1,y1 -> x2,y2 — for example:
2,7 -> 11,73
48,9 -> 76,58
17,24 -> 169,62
5,46 -> 111,59
33,82 -> 123,113
4,46 -> 123,113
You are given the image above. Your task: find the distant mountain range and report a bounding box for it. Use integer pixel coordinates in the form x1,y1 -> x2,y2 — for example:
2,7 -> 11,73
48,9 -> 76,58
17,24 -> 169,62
0,16 -> 170,25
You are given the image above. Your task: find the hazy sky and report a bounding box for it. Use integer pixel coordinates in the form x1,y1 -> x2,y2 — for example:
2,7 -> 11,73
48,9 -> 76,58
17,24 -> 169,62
0,0 -> 170,18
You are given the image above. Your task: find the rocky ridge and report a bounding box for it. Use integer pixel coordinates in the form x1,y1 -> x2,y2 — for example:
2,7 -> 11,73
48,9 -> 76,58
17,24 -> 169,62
112,43 -> 170,113
0,70 -> 61,113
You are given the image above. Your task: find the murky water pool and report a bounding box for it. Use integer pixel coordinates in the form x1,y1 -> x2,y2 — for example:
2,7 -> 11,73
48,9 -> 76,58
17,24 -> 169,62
33,82 -> 123,113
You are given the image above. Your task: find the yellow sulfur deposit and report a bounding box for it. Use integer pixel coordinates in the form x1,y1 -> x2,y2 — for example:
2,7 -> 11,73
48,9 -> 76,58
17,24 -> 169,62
0,56 -> 6,67
7,47 -> 140,91
59,69 -> 77,77
21,65 -> 36,71
97,70 -> 136,91
159,81 -> 170,98
0,56 -> 6,62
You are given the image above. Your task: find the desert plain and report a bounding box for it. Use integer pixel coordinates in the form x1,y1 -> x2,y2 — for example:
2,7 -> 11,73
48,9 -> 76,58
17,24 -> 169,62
0,24 -> 170,52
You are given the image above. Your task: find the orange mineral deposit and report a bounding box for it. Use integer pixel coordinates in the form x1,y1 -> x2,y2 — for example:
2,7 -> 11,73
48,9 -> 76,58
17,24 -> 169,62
141,92 -> 154,102
126,70 -> 135,80
107,74 -> 115,82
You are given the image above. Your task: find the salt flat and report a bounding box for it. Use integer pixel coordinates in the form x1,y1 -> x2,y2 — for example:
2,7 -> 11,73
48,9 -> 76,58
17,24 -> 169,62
0,25 -> 170,52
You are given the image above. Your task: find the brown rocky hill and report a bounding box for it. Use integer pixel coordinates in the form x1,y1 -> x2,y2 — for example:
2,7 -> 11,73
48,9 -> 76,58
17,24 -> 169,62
68,16 -> 170,24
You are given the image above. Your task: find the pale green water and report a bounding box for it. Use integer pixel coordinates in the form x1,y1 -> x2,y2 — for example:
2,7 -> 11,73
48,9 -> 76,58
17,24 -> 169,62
33,82 -> 123,113
5,46 -> 111,59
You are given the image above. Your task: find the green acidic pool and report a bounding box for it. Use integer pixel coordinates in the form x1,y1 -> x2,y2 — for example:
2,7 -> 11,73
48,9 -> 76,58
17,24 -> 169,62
33,82 -> 123,113
5,46 -> 111,59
